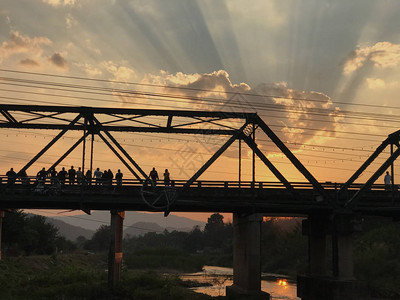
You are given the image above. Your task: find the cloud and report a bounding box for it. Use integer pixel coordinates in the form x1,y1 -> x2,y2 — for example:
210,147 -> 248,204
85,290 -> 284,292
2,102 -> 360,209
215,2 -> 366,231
129,70 -> 341,147
343,42 -> 400,74
251,82 -> 341,146
0,31 -> 51,63
146,69 -> 250,101
75,63 -> 102,77
42,0 -> 77,7
66,13 -> 78,28
19,58 -> 40,67
48,52 -> 67,69
366,78 -> 385,89
103,61 -> 138,82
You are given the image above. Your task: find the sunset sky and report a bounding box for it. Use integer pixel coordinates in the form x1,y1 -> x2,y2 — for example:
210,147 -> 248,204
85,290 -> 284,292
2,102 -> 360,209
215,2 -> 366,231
1,0 -> 400,222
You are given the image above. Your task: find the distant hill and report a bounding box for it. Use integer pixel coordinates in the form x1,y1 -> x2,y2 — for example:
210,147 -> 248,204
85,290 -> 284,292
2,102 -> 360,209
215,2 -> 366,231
45,218 -> 95,241
124,222 -> 165,237
50,211 -> 206,233
124,221 -> 199,237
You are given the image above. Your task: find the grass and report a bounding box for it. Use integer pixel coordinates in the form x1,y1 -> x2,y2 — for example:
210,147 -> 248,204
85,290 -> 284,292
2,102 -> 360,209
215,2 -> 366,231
124,248 -> 205,272
0,252 -> 215,300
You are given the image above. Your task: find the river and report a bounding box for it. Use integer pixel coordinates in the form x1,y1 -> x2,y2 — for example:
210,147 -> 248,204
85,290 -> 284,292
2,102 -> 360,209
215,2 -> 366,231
180,266 -> 300,299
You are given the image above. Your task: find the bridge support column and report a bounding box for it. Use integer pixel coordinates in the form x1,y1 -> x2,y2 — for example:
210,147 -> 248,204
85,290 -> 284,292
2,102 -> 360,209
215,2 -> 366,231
307,215 -> 328,276
108,210 -> 125,289
0,210 -> 4,261
297,215 -> 329,300
298,214 -> 366,300
226,213 -> 270,300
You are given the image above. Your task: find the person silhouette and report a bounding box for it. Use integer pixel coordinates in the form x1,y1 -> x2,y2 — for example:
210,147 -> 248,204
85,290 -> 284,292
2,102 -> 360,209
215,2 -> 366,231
149,167 -> 159,186
163,169 -> 170,186
384,171 -> 392,191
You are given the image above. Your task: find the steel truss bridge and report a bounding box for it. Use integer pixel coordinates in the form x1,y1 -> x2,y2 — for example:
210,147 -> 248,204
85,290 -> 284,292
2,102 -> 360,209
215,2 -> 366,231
0,104 -> 399,217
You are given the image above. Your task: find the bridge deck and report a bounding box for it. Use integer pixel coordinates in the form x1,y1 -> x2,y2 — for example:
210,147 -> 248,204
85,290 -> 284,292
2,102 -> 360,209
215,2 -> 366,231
1,177 -> 399,217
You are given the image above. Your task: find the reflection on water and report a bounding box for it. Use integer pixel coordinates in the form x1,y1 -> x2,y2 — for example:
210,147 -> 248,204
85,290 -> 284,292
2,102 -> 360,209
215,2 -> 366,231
181,266 -> 300,300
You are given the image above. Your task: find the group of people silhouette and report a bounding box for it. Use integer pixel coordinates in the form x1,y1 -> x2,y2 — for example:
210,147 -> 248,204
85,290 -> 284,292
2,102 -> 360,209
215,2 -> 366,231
4,166 -> 172,187
4,166 -> 124,187
149,167 -> 171,186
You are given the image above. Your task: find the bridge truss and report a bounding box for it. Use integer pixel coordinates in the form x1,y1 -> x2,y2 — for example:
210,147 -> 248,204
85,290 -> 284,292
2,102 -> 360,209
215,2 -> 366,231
0,104 -> 337,213
1,104 -> 400,216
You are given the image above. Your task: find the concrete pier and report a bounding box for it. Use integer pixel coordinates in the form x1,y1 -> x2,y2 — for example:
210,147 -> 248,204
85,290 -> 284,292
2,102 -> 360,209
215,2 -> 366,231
108,210 -> 125,289
307,215 -> 328,276
298,214 -> 366,300
226,213 -> 270,300
0,210 -> 4,261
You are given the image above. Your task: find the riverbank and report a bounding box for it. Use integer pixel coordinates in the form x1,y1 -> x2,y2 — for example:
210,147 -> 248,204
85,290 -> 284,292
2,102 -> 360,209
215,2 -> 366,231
0,252 -> 215,300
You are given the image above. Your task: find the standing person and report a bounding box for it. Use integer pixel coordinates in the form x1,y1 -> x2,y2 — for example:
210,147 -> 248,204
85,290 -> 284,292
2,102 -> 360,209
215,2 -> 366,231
163,169 -> 170,186
384,171 -> 392,191
18,169 -> 29,185
76,167 -> 83,185
102,170 -> 108,185
107,169 -> 114,186
93,168 -> 102,185
58,167 -> 67,185
68,166 -> 76,185
37,167 -> 47,181
149,167 -> 159,186
85,169 -> 92,186
6,168 -> 17,186
116,169 -> 123,187
49,168 -> 58,185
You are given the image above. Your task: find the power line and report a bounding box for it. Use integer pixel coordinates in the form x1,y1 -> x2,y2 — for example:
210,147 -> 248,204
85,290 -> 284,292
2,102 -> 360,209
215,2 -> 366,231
2,68 -> 400,112
1,76 -> 400,124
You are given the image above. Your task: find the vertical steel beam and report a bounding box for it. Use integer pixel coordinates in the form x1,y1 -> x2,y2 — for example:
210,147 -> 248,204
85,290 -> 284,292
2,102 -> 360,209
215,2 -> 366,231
239,139 -> 242,186
252,124 -> 256,183
82,117 -> 87,173
242,133 -> 297,198
391,144 -> 395,189
90,133 -> 94,173
181,124 -> 247,190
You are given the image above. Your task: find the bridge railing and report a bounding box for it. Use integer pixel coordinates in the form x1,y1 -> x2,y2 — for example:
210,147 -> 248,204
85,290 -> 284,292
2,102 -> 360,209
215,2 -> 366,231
0,175 -> 393,191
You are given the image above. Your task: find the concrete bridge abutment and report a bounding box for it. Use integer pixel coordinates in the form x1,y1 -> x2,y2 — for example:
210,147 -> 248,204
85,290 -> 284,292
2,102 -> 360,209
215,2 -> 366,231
226,213 -> 270,300
297,214 -> 367,300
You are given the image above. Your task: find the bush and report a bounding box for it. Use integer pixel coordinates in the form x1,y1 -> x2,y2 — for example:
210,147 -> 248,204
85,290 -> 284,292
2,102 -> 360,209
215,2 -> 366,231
124,247 -> 205,272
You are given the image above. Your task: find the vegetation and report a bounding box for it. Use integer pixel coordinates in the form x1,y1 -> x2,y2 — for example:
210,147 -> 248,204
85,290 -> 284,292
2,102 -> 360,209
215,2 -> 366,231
261,218 -> 308,276
0,253 -> 215,300
2,211 -> 400,298
354,217 -> 400,298
2,210 -> 76,256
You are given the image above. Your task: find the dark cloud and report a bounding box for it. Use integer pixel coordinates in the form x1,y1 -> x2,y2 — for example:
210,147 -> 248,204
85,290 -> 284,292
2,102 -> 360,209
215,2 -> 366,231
19,58 -> 39,67
48,52 -> 67,69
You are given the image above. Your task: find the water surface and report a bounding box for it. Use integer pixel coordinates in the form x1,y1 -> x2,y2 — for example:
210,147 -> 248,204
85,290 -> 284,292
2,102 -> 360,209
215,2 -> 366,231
181,266 -> 300,299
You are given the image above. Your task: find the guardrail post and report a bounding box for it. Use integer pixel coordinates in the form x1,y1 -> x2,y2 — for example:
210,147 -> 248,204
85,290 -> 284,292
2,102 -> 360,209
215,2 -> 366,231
198,181 -> 202,188
224,181 -> 228,188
